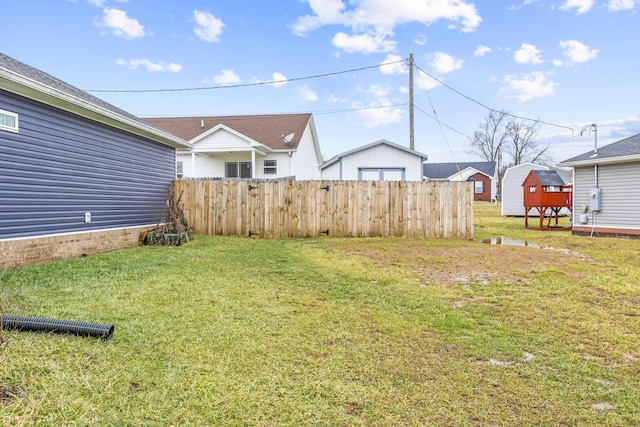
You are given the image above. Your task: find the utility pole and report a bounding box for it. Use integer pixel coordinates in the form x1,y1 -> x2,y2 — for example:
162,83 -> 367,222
409,53 -> 414,151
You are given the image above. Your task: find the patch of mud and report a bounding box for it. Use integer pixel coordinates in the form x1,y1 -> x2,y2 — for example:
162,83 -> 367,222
337,242 -> 591,287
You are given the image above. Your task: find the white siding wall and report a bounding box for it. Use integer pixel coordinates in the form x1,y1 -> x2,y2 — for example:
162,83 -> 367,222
501,163 -> 548,216
338,144 -> 423,181
196,129 -> 250,149
256,153 -> 292,179
291,124 -> 321,180
321,161 -> 341,180
574,162 -> 640,229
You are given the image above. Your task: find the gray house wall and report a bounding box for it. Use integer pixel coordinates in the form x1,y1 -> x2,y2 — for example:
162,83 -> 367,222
0,89 -> 175,240
573,163 -> 640,233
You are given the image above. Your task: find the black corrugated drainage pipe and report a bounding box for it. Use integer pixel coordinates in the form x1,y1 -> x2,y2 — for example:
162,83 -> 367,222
1,316 -> 114,340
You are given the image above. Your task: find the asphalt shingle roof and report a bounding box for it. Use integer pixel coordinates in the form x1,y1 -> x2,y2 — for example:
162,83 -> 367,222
531,170 -> 567,186
559,133 -> 640,164
0,52 -> 145,125
423,161 -> 496,178
144,114 -> 312,150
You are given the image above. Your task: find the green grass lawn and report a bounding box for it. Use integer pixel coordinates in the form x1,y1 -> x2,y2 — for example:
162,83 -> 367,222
0,202 -> 638,426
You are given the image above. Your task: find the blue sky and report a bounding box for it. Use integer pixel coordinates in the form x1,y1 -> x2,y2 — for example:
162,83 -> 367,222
1,0 -> 639,163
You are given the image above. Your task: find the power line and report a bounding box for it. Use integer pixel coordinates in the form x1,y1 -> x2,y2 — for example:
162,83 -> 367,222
411,61 -> 578,136
86,60 -> 404,93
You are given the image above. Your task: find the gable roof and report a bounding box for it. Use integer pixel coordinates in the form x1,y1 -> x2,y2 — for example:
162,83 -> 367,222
557,133 -> 640,166
0,52 -> 188,148
423,161 -> 496,179
528,170 -> 567,186
144,114 -> 313,150
320,139 -> 428,169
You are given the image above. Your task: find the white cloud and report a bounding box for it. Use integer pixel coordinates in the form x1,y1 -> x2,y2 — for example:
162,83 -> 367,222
558,40 -> 598,64
212,69 -> 240,85
380,54 -> 407,74
429,52 -> 463,74
95,8 -> 145,39
414,34 -> 428,46
560,0 -> 595,14
368,84 -> 392,98
269,72 -> 288,88
292,0 -> 481,54
193,10 -> 224,42
514,43 -> 543,64
415,68 -> 441,90
607,0 -> 635,10
116,59 -> 182,72
332,32 -> 396,54
355,99 -> 403,128
474,45 -> 492,57
300,85 -> 318,101
499,71 -> 557,102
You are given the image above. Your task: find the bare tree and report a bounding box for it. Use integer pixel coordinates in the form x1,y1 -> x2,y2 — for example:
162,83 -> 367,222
503,118 -> 551,166
467,109 -> 509,162
469,110 -> 551,167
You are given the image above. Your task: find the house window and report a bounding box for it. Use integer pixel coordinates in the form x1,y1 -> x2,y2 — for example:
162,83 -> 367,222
263,160 -> 277,174
226,162 -> 252,178
0,109 -> 18,133
176,161 -> 184,178
474,181 -> 484,193
529,186 -> 536,193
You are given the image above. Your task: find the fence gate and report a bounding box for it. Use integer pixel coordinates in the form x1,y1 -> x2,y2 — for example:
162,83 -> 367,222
246,180 -> 332,238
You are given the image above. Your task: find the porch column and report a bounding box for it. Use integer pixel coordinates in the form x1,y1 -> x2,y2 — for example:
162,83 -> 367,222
191,151 -> 196,177
251,150 -> 256,179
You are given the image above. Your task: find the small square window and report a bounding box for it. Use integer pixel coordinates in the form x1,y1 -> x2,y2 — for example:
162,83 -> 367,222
0,109 -> 19,133
264,160 -> 277,174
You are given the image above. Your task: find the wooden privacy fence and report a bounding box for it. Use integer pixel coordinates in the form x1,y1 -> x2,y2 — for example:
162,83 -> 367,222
174,180 -> 474,239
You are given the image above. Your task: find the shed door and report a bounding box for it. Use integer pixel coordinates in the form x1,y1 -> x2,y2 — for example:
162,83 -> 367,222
358,167 -> 405,181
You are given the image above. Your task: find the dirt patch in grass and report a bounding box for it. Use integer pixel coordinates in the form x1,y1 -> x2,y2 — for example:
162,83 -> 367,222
0,384 -> 26,405
335,241 -> 592,286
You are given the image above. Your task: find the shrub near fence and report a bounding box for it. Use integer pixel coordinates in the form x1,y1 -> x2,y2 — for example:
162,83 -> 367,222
174,179 -> 474,239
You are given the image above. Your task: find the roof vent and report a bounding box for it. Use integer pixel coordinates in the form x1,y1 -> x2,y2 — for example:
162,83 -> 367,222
201,119 -> 204,129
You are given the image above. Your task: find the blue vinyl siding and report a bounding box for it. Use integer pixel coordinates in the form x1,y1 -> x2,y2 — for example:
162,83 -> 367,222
0,90 -> 176,239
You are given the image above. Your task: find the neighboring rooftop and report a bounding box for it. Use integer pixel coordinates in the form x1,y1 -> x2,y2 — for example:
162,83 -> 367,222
144,114 -> 313,150
320,139 -> 428,169
423,161 -> 496,179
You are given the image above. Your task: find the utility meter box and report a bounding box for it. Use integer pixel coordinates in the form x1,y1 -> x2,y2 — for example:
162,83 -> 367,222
589,187 -> 602,212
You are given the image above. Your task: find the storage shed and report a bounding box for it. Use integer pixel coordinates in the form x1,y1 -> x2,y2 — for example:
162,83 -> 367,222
320,139 -> 427,181
502,163 -> 571,216
522,170 -> 573,229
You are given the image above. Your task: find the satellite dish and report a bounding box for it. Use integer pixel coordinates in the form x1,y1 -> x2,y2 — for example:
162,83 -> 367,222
282,133 -> 295,145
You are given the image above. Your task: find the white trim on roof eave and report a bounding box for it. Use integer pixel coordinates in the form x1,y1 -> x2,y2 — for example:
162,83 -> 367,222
190,123 -> 271,153
557,153 -> 640,167
0,69 -> 190,149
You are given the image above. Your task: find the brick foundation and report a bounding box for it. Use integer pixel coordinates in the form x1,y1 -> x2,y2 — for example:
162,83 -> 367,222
0,226 -> 151,269
571,225 -> 640,239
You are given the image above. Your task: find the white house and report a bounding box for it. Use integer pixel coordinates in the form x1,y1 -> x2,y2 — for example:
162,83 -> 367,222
144,114 -> 323,180
501,163 -> 571,216
320,139 -> 428,181
423,161 -> 497,202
